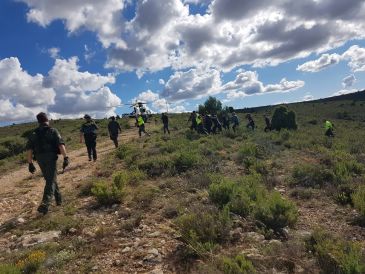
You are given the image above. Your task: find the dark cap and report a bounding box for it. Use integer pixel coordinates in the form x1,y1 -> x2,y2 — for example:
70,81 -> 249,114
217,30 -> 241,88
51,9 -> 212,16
84,114 -> 91,120
36,112 -> 49,123
110,116 -> 115,120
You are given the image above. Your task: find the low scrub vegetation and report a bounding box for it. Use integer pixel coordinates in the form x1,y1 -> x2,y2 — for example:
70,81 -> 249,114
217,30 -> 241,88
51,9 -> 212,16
217,254 -> 256,274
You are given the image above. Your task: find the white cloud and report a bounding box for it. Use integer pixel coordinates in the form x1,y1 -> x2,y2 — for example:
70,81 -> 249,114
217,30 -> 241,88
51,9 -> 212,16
302,94 -> 314,101
162,67 -> 222,101
297,53 -> 342,72
0,57 -> 121,121
158,79 -> 165,85
48,47 -> 60,59
20,0 -> 126,47
332,89 -> 357,96
342,75 -> 356,88
342,45 -> 365,72
133,90 -> 159,103
222,71 -> 304,101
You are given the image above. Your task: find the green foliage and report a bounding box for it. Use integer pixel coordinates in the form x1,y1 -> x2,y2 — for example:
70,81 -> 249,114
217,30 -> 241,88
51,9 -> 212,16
0,264 -> 21,274
217,254 -> 256,274
174,150 -> 201,173
308,229 -> 365,274
271,106 -> 298,130
113,169 -> 146,187
176,207 -> 232,256
254,192 -> 298,231
138,155 -> 173,177
0,137 -> 26,160
132,186 -> 159,208
91,179 -> 125,206
352,185 -> 365,222
198,96 -> 223,114
291,164 -> 334,188
209,179 -> 236,208
16,250 -> 46,274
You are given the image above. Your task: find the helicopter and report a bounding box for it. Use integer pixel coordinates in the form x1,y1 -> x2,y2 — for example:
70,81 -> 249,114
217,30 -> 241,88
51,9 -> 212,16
124,101 -> 152,121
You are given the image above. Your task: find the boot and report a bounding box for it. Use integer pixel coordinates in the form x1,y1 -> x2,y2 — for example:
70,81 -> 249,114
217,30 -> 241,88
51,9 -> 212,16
37,203 -> 49,215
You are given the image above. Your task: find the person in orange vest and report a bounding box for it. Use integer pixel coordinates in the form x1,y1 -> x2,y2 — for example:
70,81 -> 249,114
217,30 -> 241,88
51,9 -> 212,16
138,114 -> 150,137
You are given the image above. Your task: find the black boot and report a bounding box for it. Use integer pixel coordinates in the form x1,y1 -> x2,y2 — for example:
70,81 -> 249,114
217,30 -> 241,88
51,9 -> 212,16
37,203 -> 49,215
55,193 -> 62,206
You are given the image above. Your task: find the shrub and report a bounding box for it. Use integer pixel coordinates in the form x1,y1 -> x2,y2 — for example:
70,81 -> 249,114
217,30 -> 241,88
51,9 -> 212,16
352,185 -> 365,222
217,254 -> 256,274
176,207 -> 232,256
308,229 -> 365,274
174,151 -> 201,173
0,264 -> 21,274
208,179 -> 236,208
113,169 -> 146,187
254,192 -> 298,232
138,155 -> 173,177
16,250 -> 46,274
271,106 -> 297,130
291,164 -> 334,188
91,179 -> 125,206
132,186 -> 159,209
228,189 -> 252,217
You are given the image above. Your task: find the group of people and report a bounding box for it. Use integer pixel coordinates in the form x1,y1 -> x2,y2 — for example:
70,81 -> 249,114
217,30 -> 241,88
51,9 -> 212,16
187,111 -> 273,135
25,110 -> 335,215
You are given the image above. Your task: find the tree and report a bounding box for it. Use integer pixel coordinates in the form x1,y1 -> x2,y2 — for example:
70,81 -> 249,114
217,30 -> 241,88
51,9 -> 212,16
271,106 -> 298,130
198,96 -> 223,114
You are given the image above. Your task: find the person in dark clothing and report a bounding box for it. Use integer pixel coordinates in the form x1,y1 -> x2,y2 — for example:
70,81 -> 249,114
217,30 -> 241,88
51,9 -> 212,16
324,120 -> 335,137
161,113 -> 170,134
26,112 -> 69,215
221,113 -> 230,130
188,111 -> 197,131
246,114 -> 255,130
80,114 -> 98,161
211,114 -> 222,134
231,113 -> 239,132
204,114 -> 213,134
108,116 -> 122,148
264,115 -> 272,132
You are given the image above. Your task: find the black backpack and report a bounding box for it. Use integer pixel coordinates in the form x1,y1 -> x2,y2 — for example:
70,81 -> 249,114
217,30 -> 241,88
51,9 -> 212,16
33,127 -> 61,154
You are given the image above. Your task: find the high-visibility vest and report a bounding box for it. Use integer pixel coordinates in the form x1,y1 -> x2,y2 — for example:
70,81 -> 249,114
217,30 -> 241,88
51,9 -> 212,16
138,116 -> 144,126
325,121 -> 332,130
196,116 -> 202,125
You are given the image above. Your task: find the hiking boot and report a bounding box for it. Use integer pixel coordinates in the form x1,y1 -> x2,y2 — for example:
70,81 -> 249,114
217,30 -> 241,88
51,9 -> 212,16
55,194 -> 62,206
88,157 -> 92,161
37,203 -> 49,215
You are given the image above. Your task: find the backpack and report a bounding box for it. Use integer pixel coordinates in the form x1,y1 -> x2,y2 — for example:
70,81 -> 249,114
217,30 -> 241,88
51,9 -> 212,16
82,122 -> 97,136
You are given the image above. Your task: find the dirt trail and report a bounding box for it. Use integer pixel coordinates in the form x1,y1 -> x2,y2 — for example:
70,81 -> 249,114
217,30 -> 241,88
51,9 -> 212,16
0,129 -> 137,225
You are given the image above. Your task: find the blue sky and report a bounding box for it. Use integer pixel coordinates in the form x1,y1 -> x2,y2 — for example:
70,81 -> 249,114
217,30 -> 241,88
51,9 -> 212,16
1,0 -> 365,123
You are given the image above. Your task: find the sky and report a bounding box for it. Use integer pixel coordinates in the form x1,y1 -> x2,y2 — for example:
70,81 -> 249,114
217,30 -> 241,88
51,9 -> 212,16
1,0 -> 365,123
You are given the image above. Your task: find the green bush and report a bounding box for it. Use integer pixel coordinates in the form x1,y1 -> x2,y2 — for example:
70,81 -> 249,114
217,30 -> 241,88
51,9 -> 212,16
352,185 -> 365,222
217,254 -> 256,274
113,169 -> 146,187
254,192 -> 298,232
228,189 -> 252,217
0,264 -> 21,274
308,229 -> 365,274
174,151 -> 200,173
271,106 -> 297,130
91,179 -> 125,206
176,207 -> 232,256
138,155 -> 173,177
132,186 -> 159,209
208,179 -> 236,208
291,164 -> 334,188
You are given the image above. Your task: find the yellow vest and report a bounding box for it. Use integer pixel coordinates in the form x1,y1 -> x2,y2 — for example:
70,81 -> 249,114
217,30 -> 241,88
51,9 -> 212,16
138,116 -> 144,126
325,121 -> 332,130
196,116 -> 202,125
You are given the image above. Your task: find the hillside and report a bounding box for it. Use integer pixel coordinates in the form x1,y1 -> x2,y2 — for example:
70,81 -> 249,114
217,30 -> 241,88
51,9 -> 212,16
0,98 -> 365,273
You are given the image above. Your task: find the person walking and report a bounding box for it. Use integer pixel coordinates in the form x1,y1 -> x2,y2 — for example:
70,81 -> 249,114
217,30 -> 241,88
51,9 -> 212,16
138,114 -> 150,137
161,112 -> 170,134
196,114 -> 208,135
221,113 -> 230,130
264,115 -> 272,132
108,116 -> 122,148
324,120 -> 335,137
246,114 -> 255,130
188,111 -> 197,131
231,112 -> 239,132
80,114 -> 98,161
26,112 -> 69,215
211,114 -> 222,134
204,114 -> 213,134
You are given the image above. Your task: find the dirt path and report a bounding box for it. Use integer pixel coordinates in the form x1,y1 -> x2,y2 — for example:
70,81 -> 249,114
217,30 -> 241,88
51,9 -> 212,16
0,129 -> 137,226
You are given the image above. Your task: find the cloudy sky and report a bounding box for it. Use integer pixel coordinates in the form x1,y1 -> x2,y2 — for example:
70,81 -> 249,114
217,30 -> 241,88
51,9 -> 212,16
1,0 -> 365,123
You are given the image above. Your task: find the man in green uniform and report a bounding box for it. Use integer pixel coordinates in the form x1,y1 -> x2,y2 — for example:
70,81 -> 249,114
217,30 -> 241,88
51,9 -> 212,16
80,114 -> 99,161
108,116 -> 122,148
26,112 -> 69,215
137,114 -> 150,137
